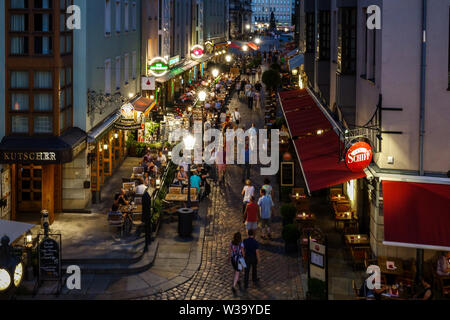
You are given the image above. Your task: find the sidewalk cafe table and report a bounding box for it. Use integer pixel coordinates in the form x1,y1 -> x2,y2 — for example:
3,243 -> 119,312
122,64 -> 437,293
296,212 -> 316,229
335,212 -> 357,230
165,193 -> 198,202
345,234 -> 370,246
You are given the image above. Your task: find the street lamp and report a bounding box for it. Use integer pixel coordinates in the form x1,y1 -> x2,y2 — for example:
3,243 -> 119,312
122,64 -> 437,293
0,236 -> 24,294
225,55 -> 232,63
198,91 -> 207,102
212,69 -> 219,78
183,134 -> 196,208
242,45 -> 249,52
255,38 -> 261,45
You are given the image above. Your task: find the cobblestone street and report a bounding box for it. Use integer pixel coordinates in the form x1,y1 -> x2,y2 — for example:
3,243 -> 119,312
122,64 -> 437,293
141,82 -> 304,301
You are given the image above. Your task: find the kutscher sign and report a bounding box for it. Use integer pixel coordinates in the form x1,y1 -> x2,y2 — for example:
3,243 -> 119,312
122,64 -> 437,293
148,57 -> 169,77
345,141 -> 373,172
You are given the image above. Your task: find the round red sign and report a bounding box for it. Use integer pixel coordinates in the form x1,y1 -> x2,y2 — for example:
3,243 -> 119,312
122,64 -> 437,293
345,141 -> 373,172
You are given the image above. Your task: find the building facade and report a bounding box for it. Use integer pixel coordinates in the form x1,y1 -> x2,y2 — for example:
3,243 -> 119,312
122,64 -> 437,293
204,0 -> 229,43
298,0 -> 450,260
229,0 -> 252,39
0,0 -> 141,223
252,0 -> 292,27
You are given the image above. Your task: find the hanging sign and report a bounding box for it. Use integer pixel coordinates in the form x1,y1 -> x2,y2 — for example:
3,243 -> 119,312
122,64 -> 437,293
345,141 -> 373,172
148,57 -> 169,77
169,55 -> 180,66
191,45 -> 205,59
142,76 -> 156,90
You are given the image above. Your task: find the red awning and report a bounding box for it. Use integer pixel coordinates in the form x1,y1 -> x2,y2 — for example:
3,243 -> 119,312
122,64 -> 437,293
280,89 -> 366,193
382,180 -> 450,250
132,97 -> 156,115
247,42 -> 260,51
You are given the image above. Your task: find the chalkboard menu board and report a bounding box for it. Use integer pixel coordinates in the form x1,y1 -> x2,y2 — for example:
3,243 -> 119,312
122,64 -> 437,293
38,237 -> 61,280
281,162 -> 295,187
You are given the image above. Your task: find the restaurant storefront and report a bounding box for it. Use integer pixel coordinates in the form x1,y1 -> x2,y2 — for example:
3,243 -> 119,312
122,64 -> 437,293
0,128 -> 87,224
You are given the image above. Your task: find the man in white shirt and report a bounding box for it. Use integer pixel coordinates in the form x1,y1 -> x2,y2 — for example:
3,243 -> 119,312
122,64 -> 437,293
135,178 -> 147,196
232,108 -> 241,125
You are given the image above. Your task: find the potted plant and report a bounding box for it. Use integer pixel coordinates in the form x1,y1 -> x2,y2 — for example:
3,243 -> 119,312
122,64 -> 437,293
307,278 -> 327,300
282,224 -> 300,254
281,204 -> 297,226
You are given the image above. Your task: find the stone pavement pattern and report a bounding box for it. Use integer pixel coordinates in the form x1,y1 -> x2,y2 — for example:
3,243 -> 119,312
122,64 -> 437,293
139,75 -> 304,301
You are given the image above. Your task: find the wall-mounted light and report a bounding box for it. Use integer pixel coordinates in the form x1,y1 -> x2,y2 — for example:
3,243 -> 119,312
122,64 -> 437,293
103,144 -> 108,150
292,69 -> 298,76
150,95 -> 155,100
317,130 -> 324,135
128,93 -> 134,98
114,133 -> 119,139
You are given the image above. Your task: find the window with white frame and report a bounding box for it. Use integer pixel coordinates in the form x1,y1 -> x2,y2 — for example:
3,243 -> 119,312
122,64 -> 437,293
124,1 -> 129,32
115,56 -> 121,90
132,51 -> 137,80
115,0 -> 121,34
124,53 -> 129,84
105,59 -> 112,94
105,0 -> 111,35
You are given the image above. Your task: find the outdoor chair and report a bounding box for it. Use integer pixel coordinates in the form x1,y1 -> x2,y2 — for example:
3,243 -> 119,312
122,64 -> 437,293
108,211 -> 124,237
351,246 -> 371,271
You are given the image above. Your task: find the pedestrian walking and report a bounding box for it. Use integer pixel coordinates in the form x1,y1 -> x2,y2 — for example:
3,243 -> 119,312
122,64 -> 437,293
254,89 -> 261,111
229,232 -> 246,294
242,144 -> 251,183
246,88 -> 255,110
241,179 -> 255,213
232,108 -> 241,126
235,81 -> 241,98
258,189 -> 275,240
243,196 -> 259,235
262,178 -> 273,198
243,230 -> 260,289
257,66 -> 262,82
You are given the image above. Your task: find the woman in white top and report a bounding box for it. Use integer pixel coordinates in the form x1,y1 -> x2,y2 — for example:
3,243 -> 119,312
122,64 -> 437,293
241,179 -> 255,214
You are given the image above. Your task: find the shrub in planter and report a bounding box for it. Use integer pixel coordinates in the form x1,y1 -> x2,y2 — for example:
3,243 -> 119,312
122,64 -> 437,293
307,278 -> 327,300
282,224 -> 300,253
281,204 -> 297,226
262,69 -> 282,92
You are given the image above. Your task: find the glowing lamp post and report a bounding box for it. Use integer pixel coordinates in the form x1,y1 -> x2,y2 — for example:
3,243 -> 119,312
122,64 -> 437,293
212,69 -> 220,79
183,134 -> 196,208
0,236 -> 24,295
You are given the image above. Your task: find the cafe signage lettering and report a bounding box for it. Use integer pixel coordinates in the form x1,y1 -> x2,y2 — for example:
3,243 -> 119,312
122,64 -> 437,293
148,57 -> 169,77
1,152 -> 57,162
345,141 -> 373,172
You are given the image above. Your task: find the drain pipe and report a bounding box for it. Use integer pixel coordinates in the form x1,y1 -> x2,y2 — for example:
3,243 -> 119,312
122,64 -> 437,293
417,0 -> 428,283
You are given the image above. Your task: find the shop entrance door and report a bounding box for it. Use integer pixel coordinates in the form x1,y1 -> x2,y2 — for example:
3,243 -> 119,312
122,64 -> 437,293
17,165 -> 42,213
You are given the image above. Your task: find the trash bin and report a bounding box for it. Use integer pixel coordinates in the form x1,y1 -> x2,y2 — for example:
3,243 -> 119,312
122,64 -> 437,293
178,208 -> 194,238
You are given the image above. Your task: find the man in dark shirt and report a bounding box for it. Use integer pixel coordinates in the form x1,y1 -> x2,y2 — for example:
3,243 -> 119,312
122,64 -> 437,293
114,189 -> 129,206
243,229 -> 260,289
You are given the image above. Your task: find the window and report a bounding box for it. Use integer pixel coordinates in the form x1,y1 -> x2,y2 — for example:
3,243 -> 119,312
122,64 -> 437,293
34,13 -> 52,32
11,71 -> 29,89
11,93 -> 29,111
132,2 -> 136,31
34,71 -> 52,88
34,36 -> 52,55
115,56 -> 121,90
115,0 -> 121,34
10,14 -> 28,32
10,37 -> 29,55
34,0 -> 52,9
124,53 -> 129,84
105,0 -> 111,35
337,8 -> 357,75
105,59 -> 111,94
34,93 -> 53,111
318,11 -> 330,60
10,0 -> 28,9
132,51 -> 136,80
11,115 -> 29,134
124,1 -> 129,32
34,115 -> 53,134
305,12 -> 315,53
